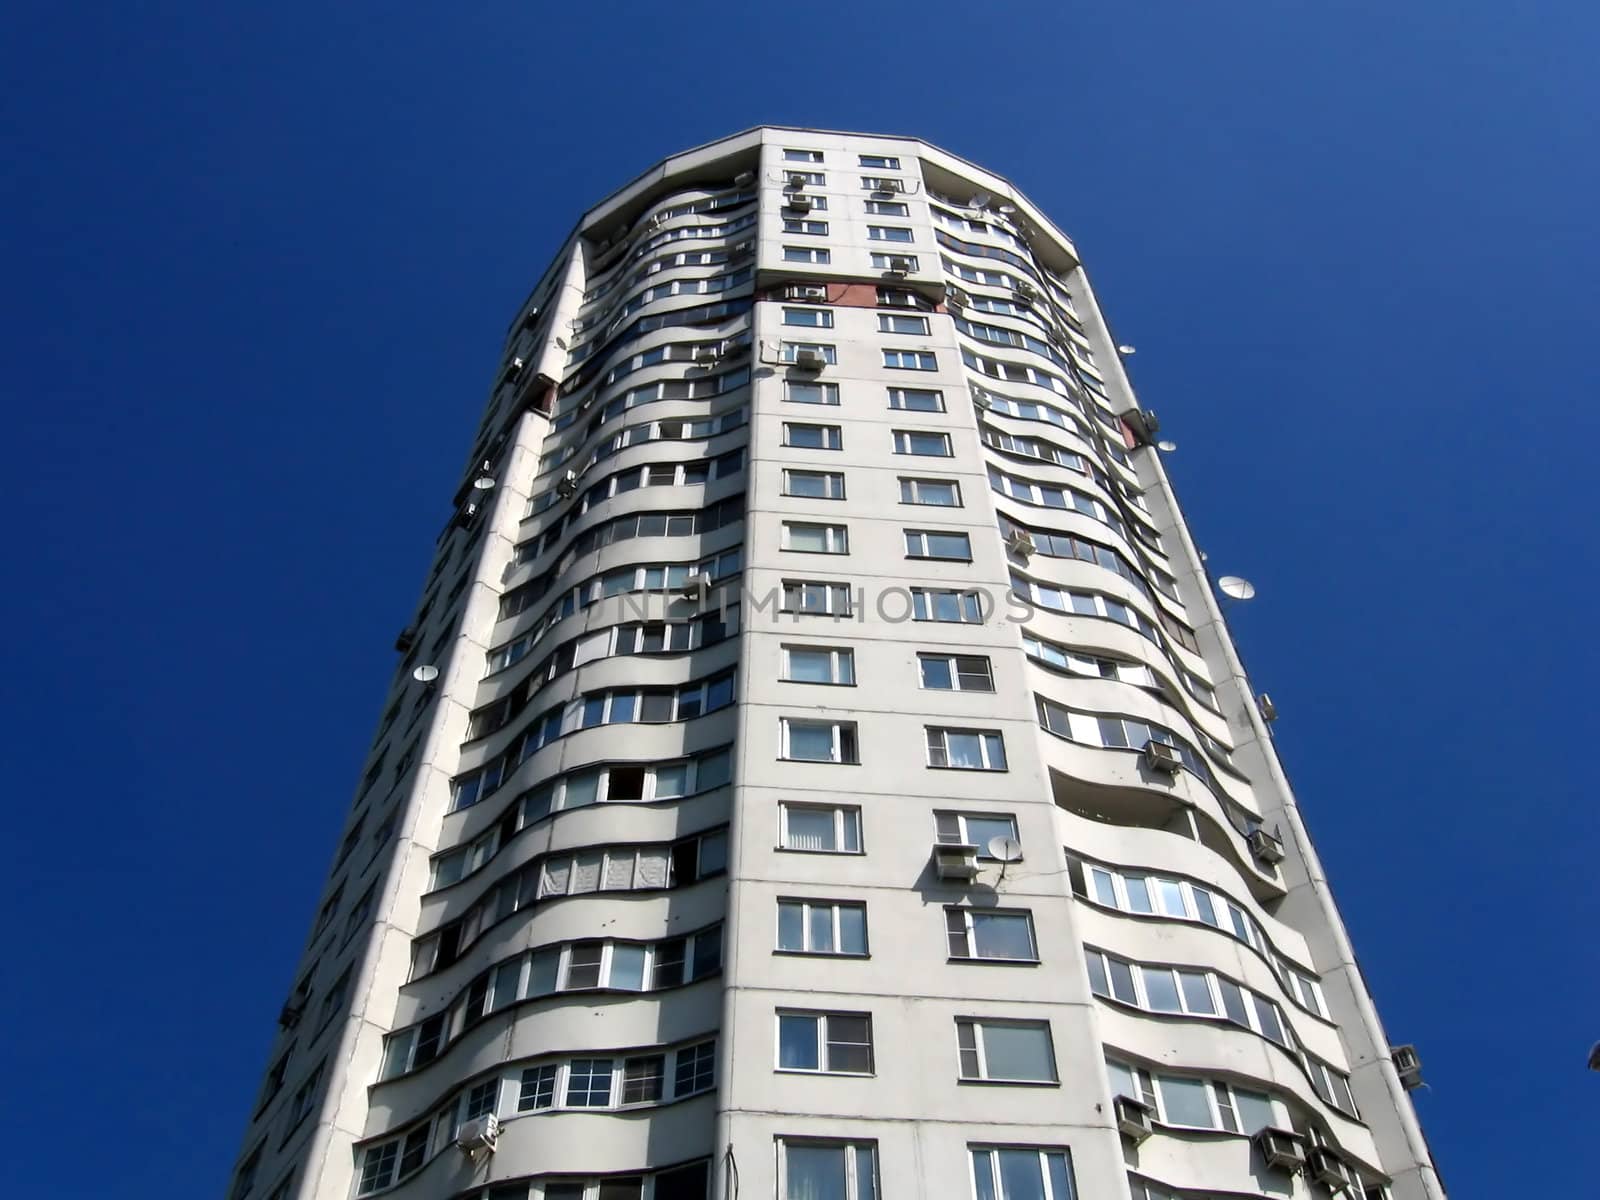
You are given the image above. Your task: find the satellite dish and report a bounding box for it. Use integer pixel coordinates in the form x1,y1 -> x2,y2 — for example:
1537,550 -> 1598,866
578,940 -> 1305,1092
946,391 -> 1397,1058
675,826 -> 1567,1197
1117,344 -> 1136,355
997,203 -> 1017,215
1218,576 -> 1256,601
987,836 -> 1024,864
1157,440 -> 1178,452
969,191 -> 991,209
473,476 -> 496,491
412,665 -> 439,684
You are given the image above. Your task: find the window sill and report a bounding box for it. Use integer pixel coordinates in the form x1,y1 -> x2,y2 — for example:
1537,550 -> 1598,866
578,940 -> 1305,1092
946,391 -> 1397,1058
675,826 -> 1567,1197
773,949 -> 870,960
957,1077 -> 1061,1088
948,956 -> 1041,967
775,846 -> 866,855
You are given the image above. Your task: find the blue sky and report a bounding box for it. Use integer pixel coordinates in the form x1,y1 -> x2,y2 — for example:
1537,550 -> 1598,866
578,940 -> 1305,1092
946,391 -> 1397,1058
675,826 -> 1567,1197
3,3 -> 1594,1196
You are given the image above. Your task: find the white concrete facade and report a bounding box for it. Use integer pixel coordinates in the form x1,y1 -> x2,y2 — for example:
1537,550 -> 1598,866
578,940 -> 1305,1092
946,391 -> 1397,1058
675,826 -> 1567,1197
227,128 -> 1445,1200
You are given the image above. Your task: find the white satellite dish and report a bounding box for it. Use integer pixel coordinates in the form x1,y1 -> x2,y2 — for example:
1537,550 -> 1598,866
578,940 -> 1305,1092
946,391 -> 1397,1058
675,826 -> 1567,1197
987,836 -> 1024,863
969,191 -> 991,209
1117,344 -> 1136,355
997,203 -> 1017,215
412,664 -> 440,684
1218,576 -> 1256,601
473,476 -> 496,491
1157,440 -> 1178,452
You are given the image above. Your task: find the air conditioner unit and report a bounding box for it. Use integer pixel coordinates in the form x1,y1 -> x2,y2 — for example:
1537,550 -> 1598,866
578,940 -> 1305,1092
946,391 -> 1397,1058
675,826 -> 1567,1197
504,357 -> 525,380
971,391 -> 992,410
454,502 -> 480,529
1253,1128 -> 1305,1174
1120,408 -> 1160,446
731,240 -> 755,258
456,1113 -> 500,1153
885,256 -> 913,277
393,627 -> 417,653
1305,1148 -> 1358,1192
734,170 -> 755,187
1113,1095 -> 1154,1143
788,284 -> 828,301
694,346 -> 722,367
680,574 -> 711,602
556,470 -> 579,498
873,178 -> 903,195
943,286 -> 968,309
1392,1044 -> 1424,1090
933,842 -> 980,881
1006,529 -> 1036,559
723,340 -> 753,361
520,307 -> 540,329
1257,692 -> 1279,722
786,194 -> 814,214
791,348 -> 826,371
1247,826 -> 1286,865
786,173 -> 808,190
1142,740 -> 1182,774
1013,279 -> 1038,299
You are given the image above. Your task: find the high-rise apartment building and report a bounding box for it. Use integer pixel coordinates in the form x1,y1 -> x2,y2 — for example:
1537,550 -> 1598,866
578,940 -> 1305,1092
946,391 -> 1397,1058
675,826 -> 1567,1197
228,128 -> 1444,1200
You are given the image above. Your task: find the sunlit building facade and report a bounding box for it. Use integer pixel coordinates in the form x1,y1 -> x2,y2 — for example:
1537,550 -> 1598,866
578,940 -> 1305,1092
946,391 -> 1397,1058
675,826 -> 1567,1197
227,128 -> 1444,1200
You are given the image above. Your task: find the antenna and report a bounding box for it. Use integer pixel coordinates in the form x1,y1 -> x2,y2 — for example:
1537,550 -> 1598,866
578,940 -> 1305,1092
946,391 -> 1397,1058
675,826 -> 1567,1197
987,835 -> 1023,883
412,664 -> 440,684
1217,576 -> 1256,601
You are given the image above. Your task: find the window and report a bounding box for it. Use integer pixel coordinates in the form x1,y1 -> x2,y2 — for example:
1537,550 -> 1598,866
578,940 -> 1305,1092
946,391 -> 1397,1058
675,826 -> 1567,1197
284,1061 -> 324,1131
674,1041 -> 717,1096
947,908 -> 1038,961
927,727 -> 1008,770
911,587 -> 984,623
878,313 -> 929,335
784,307 -> 834,328
783,422 -> 843,450
783,218 -> 830,236
781,342 -> 837,365
893,430 -> 952,456
859,154 -> 900,169
781,718 -> 859,763
887,387 -> 943,411
870,252 -> 919,271
460,1078 -> 499,1128
778,1011 -> 874,1074
936,812 -> 1019,857
779,1141 -> 877,1200
905,529 -> 972,560
783,469 -> 846,499
867,225 -> 914,243
969,1147 -> 1076,1200
782,521 -> 849,554
785,381 -> 839,405
783,246 -> 831,264
1105,1060 -> 1278,1136
231,1145 -> 263,1200
899,477 -> 961,506
918,654 -> 994,692
780,803 -> 862,852
786,170 -> 826,185
784,149 -> 823,163
883,349 -> 937,370
518,1063 -> 559,1111
864,199 -> 909,217
621,1054 -> 666,1104
956,1019 -> 1057,1082
566,1058 -> 614,1107
781,579 -> 853,616
777,899 -> 867,955
782,645 -> 855,685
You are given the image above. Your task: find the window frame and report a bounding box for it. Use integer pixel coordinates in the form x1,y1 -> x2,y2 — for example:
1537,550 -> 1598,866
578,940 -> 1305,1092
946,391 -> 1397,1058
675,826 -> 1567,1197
878,312 -> 930,335
776,898 -> 869,956
899,477 -> 962,507
781,521 -> 850,554
946,907 -> 1039,963
782,421 -> 843,450
781,644 -> 856,685
955,1018 -> 1058,1084
778,801 -> 863,853
777,1139 -> 878,1200
776,1010 -> 876,1075
917,653 -> 995,692
926,726 -> 1008,771
780,717 -> 860,763
782,307 -> 835,329
904,528 -> 973,561
893,429 -> 953,456
782,468 -> 846,500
